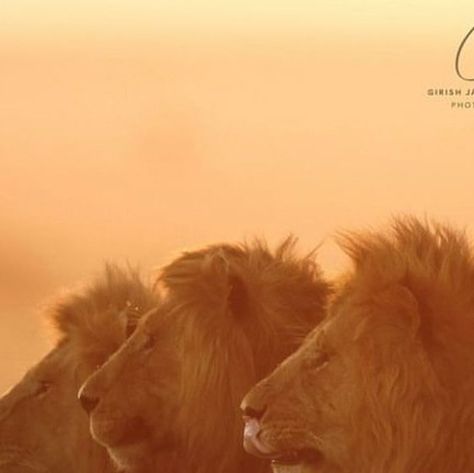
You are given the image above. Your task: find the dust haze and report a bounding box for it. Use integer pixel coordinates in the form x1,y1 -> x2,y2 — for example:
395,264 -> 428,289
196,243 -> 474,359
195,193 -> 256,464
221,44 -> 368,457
1,31 -> 473,392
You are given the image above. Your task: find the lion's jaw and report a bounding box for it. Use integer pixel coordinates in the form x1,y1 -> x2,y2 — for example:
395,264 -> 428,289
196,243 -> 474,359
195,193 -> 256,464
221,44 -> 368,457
88,400 -> 173,473
105,441 -> 154,472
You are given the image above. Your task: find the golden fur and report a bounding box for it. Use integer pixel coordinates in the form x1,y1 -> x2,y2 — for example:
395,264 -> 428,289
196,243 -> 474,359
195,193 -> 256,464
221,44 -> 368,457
242,217 -> 474,473
79,238 -> 331,473
0,265 -> 158,473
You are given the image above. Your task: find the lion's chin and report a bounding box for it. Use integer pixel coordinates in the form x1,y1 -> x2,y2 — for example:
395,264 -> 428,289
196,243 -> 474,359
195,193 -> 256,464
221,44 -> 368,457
243,418 -> 322,470
271,461 -> 323,473
107,438 -> 178,473
107,442 -> 156,472
90,415 -> 149,449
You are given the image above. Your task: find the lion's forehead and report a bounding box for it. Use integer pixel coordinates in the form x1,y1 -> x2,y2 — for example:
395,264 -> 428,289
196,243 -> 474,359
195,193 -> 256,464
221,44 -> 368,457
309,309 -> 343,341
295,308 -> 360,366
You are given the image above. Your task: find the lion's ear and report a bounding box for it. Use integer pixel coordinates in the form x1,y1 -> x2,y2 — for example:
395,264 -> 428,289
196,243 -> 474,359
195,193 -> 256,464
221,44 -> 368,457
227,273 -> 249,318
375,284 -> 420,336
202,250 -> 229,281
161,248 -> 251,319
205,250 -> 250,318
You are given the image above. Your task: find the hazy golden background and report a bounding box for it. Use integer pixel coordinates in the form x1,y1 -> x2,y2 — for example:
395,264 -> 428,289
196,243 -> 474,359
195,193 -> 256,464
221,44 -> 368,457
1,0 -> 473,392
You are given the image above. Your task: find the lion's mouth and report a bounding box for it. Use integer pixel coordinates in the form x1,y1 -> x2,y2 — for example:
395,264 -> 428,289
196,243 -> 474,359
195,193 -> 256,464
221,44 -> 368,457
243,417 -> 321,467
90,415 -> 150,447
270,449 -> 321,465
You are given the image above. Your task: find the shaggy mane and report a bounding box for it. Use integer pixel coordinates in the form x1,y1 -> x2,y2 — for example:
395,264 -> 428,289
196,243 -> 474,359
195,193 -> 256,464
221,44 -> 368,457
337,216 -> 474,320
328,216 -> 474,473
45,264 -> 159,361
159,236 -> 331,347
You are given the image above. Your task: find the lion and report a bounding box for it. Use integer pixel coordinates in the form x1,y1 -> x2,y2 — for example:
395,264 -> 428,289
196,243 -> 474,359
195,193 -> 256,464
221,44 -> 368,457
78,238 -> 332,473
241,217 -> 474,473
0,265 -> 159,473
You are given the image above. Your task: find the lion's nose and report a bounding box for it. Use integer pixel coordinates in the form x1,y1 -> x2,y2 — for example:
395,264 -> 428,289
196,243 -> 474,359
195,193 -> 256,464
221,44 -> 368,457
240,399 -> 267,420
78,387 -> 100,414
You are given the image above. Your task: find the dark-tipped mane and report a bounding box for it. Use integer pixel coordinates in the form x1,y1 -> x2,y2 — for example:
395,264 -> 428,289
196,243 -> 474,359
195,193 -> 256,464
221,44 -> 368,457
44,264 -> 159,364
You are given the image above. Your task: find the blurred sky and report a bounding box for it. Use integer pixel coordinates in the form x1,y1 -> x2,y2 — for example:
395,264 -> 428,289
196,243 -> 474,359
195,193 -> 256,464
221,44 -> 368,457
1,0 -> 474,38
1,0 -> 474,391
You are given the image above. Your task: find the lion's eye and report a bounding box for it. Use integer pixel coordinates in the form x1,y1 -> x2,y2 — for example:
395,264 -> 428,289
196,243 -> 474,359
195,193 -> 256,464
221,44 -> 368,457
35,381 -> 52,397
143,333 -> 156,351
319,352 -> 330,366
125,320 -> 138,339
304,352 -> 330,371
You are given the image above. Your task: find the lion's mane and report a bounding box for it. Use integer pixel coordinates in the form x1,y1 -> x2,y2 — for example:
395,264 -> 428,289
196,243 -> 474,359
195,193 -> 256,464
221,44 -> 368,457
337,217 -> 474,473
157,237 -> 331,472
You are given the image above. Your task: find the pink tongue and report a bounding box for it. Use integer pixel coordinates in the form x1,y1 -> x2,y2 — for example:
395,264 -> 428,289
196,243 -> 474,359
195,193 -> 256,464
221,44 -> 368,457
243,418 -> 273,456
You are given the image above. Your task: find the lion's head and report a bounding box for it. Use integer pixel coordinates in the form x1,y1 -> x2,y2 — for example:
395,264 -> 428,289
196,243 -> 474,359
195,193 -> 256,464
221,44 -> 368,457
79,238 -> 331,473
0,265 -> 158,473
242,218 -> 474,473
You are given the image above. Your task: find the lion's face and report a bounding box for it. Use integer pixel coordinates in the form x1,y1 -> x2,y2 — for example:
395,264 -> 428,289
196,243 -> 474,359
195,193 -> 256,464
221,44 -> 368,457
242,295 -> 361,473
0,344 -> 93,472
242,284 -> 436,473
79,306 -> 180,472
0,265 -> 157,473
